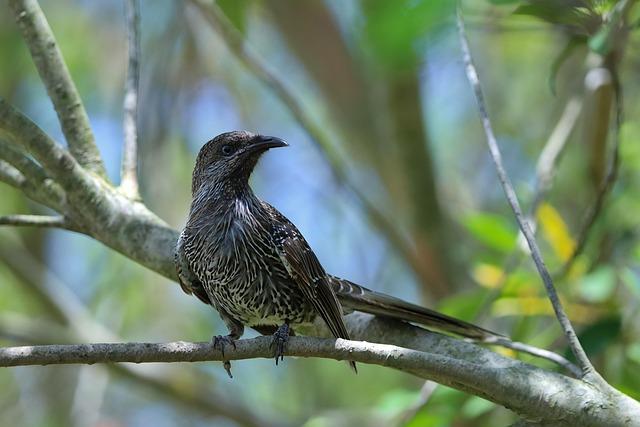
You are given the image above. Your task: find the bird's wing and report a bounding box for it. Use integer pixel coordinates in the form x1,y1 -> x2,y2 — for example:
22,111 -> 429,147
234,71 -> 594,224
263,204 -> 352,344
175,230 -> 211,305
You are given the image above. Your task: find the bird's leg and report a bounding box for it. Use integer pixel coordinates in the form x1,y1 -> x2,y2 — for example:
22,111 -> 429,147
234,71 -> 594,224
211,316 -> 244,378
270,321 -> 293,365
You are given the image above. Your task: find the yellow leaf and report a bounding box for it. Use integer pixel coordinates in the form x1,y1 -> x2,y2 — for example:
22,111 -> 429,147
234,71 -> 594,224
536,202 -> 575,262
472,263 -> 504,289
491,297 -> 604,323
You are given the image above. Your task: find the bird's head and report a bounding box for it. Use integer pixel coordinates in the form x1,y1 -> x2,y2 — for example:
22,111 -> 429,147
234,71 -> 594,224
191,131 -> 288,196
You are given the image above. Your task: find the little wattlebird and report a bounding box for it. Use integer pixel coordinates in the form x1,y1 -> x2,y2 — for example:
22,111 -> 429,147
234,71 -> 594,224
175,131 -> 504,377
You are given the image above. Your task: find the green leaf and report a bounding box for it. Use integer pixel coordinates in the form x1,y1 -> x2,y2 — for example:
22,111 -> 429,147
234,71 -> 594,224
463,212 -> 517,253
361,0 -> 453,68
439,289 -> 489,320
376,389 -> 420,415
588,24 -> 613,54
578,266 -> 616,303
627,343 -> 640,365
217,0 -> 250,34
462,396 -> 495,418
514,1 -> 599,35
487,0 -> 522,4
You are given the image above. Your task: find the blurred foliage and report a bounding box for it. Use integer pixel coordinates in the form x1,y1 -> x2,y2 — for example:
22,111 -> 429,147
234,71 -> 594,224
1,0 -> 640,426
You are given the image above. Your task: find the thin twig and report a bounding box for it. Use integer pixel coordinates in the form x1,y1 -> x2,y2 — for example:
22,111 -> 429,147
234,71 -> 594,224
493,339 -> 582,377
0,214 -> 76,231
0,160 -> 26,188
187,0 -> 418,280
474,96 -> 583,322
7,0 -> 106,177
0,99 -> 102,210
531,96 -> 583,214
0,139 -> 66,209
120,0 -> 141,199
456,7 -> 599,382
557,69 -> 623,278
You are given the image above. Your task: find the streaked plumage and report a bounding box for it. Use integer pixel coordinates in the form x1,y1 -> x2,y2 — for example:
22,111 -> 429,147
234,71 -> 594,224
176,131 -> 503,373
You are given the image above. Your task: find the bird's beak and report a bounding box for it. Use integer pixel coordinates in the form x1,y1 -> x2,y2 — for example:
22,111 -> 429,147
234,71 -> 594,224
244,135 -> 289,155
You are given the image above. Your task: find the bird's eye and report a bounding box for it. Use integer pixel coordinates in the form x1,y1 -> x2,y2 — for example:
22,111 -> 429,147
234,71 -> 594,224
221,145 -> 233,156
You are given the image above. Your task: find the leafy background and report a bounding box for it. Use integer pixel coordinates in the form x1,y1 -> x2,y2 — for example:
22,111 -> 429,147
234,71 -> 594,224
1,0 -> 639,426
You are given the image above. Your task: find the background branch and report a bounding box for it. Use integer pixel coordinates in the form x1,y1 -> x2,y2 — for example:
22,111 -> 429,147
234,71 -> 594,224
0,139 -> 65,209
0,214 -> 75,231
456,7 -> 599,382
7,0 -> 106,176
120,0 -> 141,199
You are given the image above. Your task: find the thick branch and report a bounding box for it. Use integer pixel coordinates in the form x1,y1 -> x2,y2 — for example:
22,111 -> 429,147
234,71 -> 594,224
1,319 -> 638,427
0,99 -> 177,278
456,8 -> 599,382
120,0 -> 141,199
7,0 -> 107,176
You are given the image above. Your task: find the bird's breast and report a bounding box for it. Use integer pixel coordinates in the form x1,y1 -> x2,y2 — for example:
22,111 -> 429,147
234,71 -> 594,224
186,213 -> 313,325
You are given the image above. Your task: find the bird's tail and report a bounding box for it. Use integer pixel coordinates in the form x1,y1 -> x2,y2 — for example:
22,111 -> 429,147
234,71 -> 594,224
330,276 -> 506,342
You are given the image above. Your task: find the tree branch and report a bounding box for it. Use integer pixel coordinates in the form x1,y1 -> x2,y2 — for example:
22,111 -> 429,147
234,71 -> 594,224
120,0 -> 141,199
0,139 -> 66,210
1,319 -> 638,427
7,0 -> 107,177
0,99 -> 177,278
531,96 -> 583,213
0,160 -> 26,189
0,99 -> 95,197
456,7 -> 600,382
493,338 -> 581,377
0,214 -> 77,231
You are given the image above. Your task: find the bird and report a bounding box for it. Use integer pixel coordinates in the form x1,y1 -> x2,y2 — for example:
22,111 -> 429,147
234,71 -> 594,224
175,131 -> 504,377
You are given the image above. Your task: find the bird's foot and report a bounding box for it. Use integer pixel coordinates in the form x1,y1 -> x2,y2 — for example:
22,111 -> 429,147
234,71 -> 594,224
212,334 -> 237,357
211,335 -> 237,378
270,323 -> 290,366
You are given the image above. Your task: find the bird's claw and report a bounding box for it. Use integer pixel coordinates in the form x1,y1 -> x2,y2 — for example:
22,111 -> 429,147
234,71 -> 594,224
212,334 -> 236,358
212,335 -> 236,378
223,360 -> 233,379
270,323 -> 290,366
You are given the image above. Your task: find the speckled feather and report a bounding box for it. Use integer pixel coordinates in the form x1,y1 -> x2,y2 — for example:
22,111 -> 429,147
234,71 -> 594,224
176,131 -> 504,369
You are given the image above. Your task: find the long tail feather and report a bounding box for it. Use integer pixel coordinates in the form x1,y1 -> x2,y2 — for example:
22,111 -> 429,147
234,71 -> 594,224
330,276 -> 506,342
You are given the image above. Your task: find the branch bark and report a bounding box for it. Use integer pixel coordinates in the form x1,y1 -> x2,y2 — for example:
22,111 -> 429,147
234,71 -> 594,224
1,314 -> 638,427
7,0 -> 107,176
0,214 -> 75,231
120,0 -> 141,199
